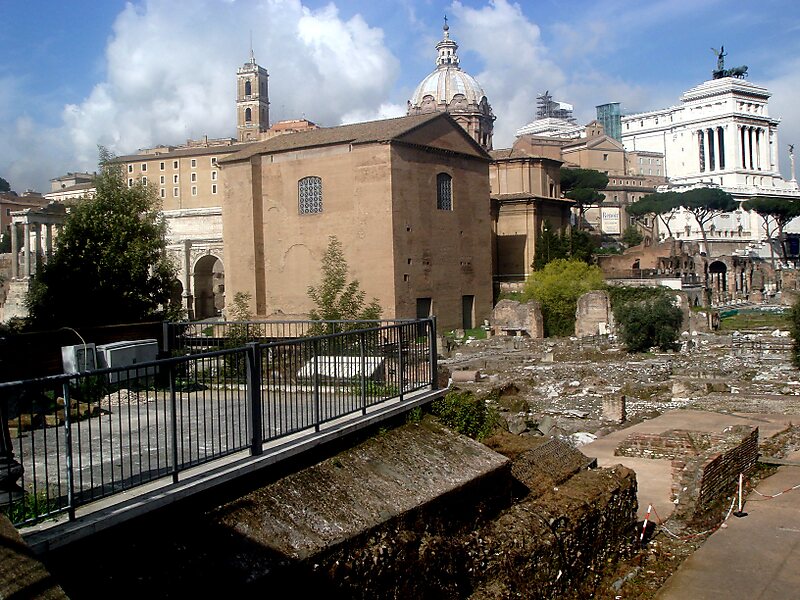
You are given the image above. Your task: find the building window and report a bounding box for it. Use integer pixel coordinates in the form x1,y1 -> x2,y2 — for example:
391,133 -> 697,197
128,178 -> 133,187
160,188 -> 165,198
191,159 -> 196,168
173,174 -> 179,184
211,170 -> 217,181
141,176 -> 147,185
211,157 -> 217,166
128,165 -> 133,173
298,176 -> 323,214
436,173 -> 452,211
245,80 -> 251,96
160,175 -> 165,184
245,107 -> 252,122
603,153 -> 608,161
173,160 -> 179,169
173,187 -> 179,197
5,208 -> 10,216
212,184 -> 218,194
191,186 -> 197,196
141,163 -> 147,172
160,161 -> 165,171
190,172 -> 197,182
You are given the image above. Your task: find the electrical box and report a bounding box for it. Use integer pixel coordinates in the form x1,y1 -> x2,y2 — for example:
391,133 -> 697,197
96,339 -> 159,383
61,343 -> 98,374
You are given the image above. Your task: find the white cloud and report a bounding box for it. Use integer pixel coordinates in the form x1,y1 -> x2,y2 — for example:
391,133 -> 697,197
3,0 -> 401,192
450,0 -> 565,149
762,58 -> 800,179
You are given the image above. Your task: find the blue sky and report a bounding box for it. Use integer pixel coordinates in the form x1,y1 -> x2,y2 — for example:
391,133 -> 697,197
2,0 -> 799,192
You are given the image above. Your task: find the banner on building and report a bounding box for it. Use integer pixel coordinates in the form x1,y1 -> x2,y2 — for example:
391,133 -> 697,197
601,207 -> 620,235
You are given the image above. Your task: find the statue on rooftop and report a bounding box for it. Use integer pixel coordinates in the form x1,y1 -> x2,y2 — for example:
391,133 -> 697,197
711,46 -> 747,79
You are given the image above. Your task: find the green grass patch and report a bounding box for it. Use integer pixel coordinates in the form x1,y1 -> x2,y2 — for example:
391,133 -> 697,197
431,390 -> 500,440
719,310 -> 790,331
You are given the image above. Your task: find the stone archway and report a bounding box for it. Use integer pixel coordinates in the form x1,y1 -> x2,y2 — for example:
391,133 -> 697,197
708,260 -> 728,303
193,255 -> 224,320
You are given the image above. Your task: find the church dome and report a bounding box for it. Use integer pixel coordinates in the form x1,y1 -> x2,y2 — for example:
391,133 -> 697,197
409,63 -> 488,108
407,20 -> 495,150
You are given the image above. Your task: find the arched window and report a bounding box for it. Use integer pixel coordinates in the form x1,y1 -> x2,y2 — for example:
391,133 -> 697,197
298,176 -> 323,214
244,80 -> 252,96
436,173 -> 452,210
245,107 -> 252,122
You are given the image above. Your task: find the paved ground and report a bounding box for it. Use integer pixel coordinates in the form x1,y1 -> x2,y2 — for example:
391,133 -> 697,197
655,452 -> 800,599
582,409 -> 794,520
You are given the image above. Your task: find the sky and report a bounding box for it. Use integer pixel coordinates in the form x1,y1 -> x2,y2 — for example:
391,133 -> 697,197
1,0 -> 799,193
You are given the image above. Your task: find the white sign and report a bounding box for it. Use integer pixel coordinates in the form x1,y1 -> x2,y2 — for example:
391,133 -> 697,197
601,207 -> 621,234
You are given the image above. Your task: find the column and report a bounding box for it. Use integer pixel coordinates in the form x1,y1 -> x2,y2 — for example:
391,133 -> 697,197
740,126 -> 747,168
709,128 -> 717,171
45,224 -> 53,260
183,239 -> 193,319
755,128 -> 762,170
33,224 -> 42,274
717,127 -> 726,170
10,222 -> 18,280
698,130 -> 706,172
22,223 -> 30,278
748,128 -> 755,170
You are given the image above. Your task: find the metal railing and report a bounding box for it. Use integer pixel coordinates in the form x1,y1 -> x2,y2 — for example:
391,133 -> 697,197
163,319 -> 417,354
0,319 -> 437,527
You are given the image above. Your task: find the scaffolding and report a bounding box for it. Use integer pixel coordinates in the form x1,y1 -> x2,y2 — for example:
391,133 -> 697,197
536,91 -> 575,122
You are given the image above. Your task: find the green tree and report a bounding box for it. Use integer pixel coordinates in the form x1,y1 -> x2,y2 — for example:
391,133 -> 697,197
742,196 -> 800,267
678,188 -> 737,256
627,191 -> 681,240
560,168 -> 609,229
307,236 -> 381,334
613,290 -> 683,353
533,221 -> 597,270
621,226 -> 644,247
26,152 -> 177,329
792,296 -> 800,369
523,259 -> 605,337
0,177 -> 10,192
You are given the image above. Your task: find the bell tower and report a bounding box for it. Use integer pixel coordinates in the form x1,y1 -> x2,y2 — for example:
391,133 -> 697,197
237,48 -> 269,142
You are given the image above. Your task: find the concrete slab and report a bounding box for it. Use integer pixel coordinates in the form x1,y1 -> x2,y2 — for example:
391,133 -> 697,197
583,410 -> 796,520
656,463 -> 800,599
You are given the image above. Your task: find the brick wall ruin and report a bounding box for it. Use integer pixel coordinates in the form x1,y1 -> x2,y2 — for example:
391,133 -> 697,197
490,299 -> 543,338
575,290 -> 614,337
615,425 -> 758,520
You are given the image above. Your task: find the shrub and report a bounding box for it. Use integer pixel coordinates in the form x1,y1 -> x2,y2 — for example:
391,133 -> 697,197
431,390 -> 499,440
523,259 -> 605,337
614,290 -> 683,353
791,297 -> 800,368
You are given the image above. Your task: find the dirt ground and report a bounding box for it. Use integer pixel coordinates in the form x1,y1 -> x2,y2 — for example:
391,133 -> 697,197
441,326 -> 800,598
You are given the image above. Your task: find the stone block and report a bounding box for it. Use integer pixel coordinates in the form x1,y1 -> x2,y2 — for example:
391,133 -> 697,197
490,299 -> 543,338
451,370 -> 479,383
574,290 -> 613,338
602,396 -> 626,424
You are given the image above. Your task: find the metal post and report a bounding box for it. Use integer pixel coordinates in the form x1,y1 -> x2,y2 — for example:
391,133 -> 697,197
429,316 -> 438,390
62,381 -> 76,521
162,322 -> 171,356
0,391 -> 24,508
313,339 -> 321,432
359,331 -> 367,415
398,325 -> 405,402
169,364 -> 179,483
246,343 -> 263,455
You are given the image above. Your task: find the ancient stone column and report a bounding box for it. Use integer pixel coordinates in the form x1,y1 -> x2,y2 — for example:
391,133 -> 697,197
33,224 -> 42,273
10,222 -> 18,280
45,224 -> 53,260
22,222 -> 30,278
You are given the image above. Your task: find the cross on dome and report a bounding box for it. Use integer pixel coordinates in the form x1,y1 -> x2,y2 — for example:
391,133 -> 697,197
436,17 -> 459,68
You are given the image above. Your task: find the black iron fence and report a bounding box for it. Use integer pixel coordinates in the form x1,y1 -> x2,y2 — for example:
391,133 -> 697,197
163,319 -> 416,354
0,319 -> 436,527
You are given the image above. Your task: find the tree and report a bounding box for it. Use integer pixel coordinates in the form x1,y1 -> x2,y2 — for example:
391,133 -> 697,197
533,221 -> 598,270
678,188 -> 737,256
609,286 -> 683,353
522,259 -> 605,337
560,168 -> 609,229
0,177 -> 10,192
742,196 -> 800,267
307,236 -> 381,334
621,226 -> 644,248
627,191 -> 681,240
26,153 -> 177,329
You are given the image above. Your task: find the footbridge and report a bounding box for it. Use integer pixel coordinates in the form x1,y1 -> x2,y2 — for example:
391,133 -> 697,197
0,318 -> 442,552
